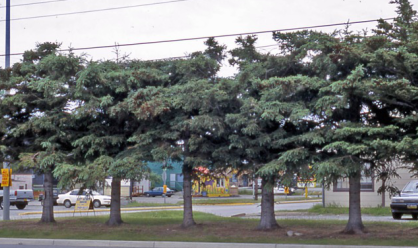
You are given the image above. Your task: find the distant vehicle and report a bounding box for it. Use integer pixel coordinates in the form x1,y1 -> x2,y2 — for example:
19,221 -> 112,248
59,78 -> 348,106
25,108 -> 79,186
56,189 -> 111,208
274,186 -> 296,195
0,187 -> 34,210
144,187 -> 174,197
391,180 -> 418,220
38,188 -> 61,206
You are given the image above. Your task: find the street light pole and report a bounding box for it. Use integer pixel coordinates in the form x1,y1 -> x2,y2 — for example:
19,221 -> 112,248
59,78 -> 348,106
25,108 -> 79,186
3,162 -> 10,220
5,0 -> 11,68
2,0 -> 11,221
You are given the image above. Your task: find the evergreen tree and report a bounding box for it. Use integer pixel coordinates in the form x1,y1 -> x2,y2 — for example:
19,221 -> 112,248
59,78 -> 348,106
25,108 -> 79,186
127,39 -> 232,228
227,35 -> 324,230
0,43 -> 83,223
269,3 -> 418,232
59,60 -> 159,226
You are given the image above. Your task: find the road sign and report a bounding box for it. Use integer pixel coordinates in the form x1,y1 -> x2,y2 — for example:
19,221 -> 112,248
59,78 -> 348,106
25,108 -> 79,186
75,197 -> 93,211
162,169 -> 167,184
1,168 -> 11,187
284,187 -> 289,194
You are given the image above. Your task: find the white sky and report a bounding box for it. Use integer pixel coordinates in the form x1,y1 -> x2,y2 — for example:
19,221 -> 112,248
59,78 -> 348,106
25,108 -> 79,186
0,0 -> 414,76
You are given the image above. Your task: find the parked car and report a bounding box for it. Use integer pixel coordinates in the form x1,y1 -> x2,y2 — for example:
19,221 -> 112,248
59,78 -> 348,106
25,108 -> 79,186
390,180 -> 418,220
274,186 -> 296,195
38,188 -> 60,206
144,187 -> 174,197
0,187 -> 34,210
56,189 -> 111,208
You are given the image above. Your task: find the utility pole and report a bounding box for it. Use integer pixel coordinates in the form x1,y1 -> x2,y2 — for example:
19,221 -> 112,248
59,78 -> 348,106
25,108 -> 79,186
3,0 -> 11,221
2,162 -> 10,220
5,0 -> 10,68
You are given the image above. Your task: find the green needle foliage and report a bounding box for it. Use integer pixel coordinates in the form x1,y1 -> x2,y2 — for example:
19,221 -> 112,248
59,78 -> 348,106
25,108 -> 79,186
0,42 -> 84,223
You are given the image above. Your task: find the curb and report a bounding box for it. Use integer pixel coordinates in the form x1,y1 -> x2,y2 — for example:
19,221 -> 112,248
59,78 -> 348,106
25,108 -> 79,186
0,238 -> 415,248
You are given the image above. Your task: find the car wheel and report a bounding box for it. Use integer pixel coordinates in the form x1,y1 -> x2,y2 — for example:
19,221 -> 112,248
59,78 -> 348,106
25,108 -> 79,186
16,203 -> 26,210
0,198 -> 3,209
93,200 -> 101,208
392,212 -> 403,220
146,193 -> 150,197
413,214 -> 418,220
152,195 -> 156,197
167,195 -> 171,197
64,200 -> 72,208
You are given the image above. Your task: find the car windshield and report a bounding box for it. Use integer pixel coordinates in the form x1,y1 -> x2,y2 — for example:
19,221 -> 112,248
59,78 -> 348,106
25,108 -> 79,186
402,182 -> 418,193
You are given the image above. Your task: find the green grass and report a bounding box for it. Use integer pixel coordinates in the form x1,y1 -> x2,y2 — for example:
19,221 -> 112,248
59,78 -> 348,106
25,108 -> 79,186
124,202 -> 181,208
1,211 -> 418,246
276,197 -> 321,202
238,189 -> 255,195
303,204 -> 391,216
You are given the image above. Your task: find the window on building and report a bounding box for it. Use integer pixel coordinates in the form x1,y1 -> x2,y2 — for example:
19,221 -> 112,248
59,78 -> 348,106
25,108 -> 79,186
333,174 -> 374,192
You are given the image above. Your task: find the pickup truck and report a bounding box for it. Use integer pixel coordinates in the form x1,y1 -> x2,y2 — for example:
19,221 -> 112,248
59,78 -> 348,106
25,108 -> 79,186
0,187 -> 34,210
390,180 -> 418,220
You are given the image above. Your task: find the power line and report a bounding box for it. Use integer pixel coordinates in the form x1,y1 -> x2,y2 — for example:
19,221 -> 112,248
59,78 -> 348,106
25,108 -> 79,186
0,0 -> 189,22
0,17 -> 395,57
0,0 -> 69,8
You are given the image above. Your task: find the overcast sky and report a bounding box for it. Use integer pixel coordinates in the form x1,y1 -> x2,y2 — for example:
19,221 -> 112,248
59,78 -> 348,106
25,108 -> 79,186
0,0 -> 414,76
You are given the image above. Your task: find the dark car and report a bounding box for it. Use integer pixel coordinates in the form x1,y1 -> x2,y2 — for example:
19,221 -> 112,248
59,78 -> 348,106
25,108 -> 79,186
390,180 -> 418,220
144,187 -> 174,197
39,188 -> 60,206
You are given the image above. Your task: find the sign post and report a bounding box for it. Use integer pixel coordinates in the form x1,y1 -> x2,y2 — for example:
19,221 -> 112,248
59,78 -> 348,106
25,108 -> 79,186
162,169 -> 167,204
2,162 -> 11,220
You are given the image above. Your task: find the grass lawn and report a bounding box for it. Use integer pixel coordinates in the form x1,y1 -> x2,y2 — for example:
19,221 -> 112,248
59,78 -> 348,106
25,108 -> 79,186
290,204 -> 392,216
1,211 -> 418,246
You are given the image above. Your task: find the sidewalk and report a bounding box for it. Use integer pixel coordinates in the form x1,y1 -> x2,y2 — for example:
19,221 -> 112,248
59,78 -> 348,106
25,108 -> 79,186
0,238 -> 415,248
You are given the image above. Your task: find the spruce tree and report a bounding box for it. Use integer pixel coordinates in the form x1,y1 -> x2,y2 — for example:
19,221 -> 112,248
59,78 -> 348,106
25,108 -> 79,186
126,39 -> 233,228
227,35 -> 324,230
0,43 -> 83,223
62,60 -> 159,226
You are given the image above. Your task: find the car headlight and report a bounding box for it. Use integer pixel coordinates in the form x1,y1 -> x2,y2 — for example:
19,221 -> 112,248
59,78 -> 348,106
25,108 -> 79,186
392,199 -> 404,203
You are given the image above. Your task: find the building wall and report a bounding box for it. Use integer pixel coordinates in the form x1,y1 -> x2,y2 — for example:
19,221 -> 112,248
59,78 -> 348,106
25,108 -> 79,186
324,167 -> 414,207
148,161 -> 183,191
104,178 -> 150,196
1,173 -> 33,191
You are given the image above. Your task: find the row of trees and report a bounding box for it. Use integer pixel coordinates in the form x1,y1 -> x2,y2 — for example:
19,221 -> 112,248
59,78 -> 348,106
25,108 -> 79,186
1,0 -> 418,235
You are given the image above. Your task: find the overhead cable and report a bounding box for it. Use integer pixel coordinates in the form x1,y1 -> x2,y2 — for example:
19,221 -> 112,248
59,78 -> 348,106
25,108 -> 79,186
0,0 -> 69,8
0,0 -> 189,22
0,17 -> 395,57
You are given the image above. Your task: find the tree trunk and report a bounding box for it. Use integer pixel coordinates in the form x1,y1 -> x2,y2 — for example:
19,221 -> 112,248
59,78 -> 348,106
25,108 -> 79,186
254,175 -> 258,201
181,165 -> 196,228
342,171 -> 365,234
257,177 -> 279,230
381,179 -> 386,207
39,168 -> 55,223
106,177 -> 123,226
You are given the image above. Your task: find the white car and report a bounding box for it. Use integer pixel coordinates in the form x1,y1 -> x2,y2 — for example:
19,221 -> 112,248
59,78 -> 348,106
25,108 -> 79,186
56,189 -> 111,208
274,186 -> 296,195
